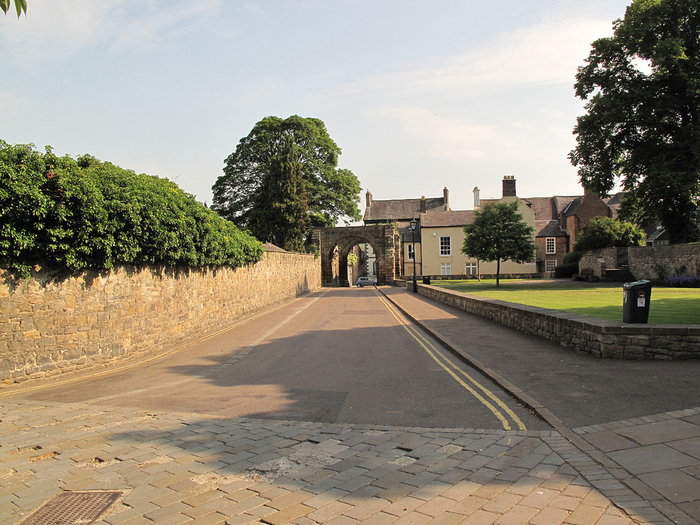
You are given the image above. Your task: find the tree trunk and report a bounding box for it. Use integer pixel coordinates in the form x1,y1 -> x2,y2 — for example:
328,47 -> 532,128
496,259 -> 501,287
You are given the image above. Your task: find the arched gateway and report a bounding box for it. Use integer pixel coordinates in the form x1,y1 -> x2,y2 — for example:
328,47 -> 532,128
313,225 -> 399,286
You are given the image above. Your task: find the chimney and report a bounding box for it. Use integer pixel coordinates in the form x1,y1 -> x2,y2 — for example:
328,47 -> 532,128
366,190 -> 373,208
443,187 -> 450,211
473,186 -> 480,209
502,175 -> 516,198
420,196 -> 426,214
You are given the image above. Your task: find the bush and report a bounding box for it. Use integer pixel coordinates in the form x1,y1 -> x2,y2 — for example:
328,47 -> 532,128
667,276 -> 700,288
554,262 -> 579,278
0,140 -> 263,278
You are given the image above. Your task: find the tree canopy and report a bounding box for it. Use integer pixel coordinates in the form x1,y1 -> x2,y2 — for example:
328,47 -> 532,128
569,0 -> 700,244
462,201 -> 536,286
212,115 -> 361,248
0,0 -> 26,17
247,136 -> 309,252
572,216 -> 646,255
0,140 -> 262,278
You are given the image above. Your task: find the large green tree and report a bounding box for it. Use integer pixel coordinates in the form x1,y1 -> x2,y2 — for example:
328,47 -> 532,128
212,115 -> 361,246
247,137 -> 309,251
569,0 -> 700,244
462,201 -> 535,287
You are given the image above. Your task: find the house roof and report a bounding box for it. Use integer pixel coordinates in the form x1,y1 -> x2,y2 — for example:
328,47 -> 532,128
421,210 -> 475,228
262,242 -> 286,253
536,220 -> 568,238
363,197 -> 446,222
604,193 -> 624,218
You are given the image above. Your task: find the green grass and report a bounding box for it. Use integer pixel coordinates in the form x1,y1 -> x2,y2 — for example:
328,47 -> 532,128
433,279 -> 700,324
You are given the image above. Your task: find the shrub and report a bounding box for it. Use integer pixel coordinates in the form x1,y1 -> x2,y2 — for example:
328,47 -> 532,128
554,262 -> 579,278
0,140 -> 263,278
667,276 -> 700,288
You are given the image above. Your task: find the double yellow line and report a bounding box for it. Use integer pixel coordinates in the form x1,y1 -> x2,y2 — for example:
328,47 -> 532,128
375,290 -> 526,432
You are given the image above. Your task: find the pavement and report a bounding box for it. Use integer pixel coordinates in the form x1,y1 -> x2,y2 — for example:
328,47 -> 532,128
1,286 -> 700,525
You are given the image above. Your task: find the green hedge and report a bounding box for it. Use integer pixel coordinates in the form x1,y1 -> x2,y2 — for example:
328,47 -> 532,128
0,141 -> 263,278
554,262 -> 579,278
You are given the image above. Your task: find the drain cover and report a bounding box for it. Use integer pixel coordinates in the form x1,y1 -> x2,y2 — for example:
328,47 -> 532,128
20,491 -> 122,525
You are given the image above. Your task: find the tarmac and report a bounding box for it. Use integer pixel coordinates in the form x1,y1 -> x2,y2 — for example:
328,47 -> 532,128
2,286 -> 700,525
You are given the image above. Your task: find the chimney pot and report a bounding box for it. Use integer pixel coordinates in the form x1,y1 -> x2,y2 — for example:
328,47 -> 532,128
443,187 -> 449,211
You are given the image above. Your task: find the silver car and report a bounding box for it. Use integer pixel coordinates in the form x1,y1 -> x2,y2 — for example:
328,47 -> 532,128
356,276 -> 377,287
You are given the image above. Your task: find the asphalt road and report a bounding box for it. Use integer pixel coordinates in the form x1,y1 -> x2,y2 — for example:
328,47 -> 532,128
4,288 -> 548,431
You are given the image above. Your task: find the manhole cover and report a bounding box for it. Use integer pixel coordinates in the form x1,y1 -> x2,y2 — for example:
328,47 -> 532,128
20,490 -> 122,525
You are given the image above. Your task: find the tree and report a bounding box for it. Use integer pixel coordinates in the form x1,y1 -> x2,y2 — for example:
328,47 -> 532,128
247,137 -> 309,251
462,201 -> 535,287
572,216 -> 646,256
569,0 -> 700,244
212,115 -> 361,246
1,0 -> 26,17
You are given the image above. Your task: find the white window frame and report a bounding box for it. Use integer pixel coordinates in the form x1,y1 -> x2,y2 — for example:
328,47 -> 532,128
439,236 -> 451,256
546,237 -> 556,255
407,244 -> 414,261
441,263 -> 451,275
545,260 -> 557,272
465,262 -> 477,275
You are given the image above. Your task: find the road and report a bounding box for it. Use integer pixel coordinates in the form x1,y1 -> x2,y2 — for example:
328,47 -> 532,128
4,287 -> 548,431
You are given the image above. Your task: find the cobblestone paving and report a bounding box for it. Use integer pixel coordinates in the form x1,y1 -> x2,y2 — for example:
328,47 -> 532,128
1,400 -> 663,525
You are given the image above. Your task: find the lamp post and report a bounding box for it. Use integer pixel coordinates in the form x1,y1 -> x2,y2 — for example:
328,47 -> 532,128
409,218 -> 417,293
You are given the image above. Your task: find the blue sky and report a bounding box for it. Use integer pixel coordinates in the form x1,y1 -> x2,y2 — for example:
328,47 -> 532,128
1,0 -> 631,215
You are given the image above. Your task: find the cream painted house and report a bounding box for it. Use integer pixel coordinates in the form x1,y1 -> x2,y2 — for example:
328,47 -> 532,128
419,177 -> 537,277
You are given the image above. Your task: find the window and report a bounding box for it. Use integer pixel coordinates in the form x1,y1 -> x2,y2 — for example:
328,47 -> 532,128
546,237 -> 556,255
439,236 -> 451,256
441,263 -> 451,275
465,262 -> 477,275
407,244 -> 414,260
545,260 -> 557,272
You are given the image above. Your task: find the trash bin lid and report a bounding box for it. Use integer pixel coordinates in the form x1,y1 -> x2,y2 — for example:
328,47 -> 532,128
623,279 -> 651,288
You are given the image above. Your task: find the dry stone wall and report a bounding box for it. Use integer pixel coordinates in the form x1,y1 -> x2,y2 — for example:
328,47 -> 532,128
0,252 -> 321,383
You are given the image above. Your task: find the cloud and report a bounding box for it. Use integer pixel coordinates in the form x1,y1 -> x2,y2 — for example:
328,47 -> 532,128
376,107 -> 499,160
333,15 -> 612,99
110,0 -> 224,53
0,0 -> 224,67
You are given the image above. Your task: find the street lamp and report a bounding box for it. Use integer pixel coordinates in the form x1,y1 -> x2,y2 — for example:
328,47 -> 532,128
409,218 -> 418,293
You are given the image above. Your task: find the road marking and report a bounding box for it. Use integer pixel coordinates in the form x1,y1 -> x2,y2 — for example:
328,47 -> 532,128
375,290 -> 527,431
0,291 -> 327,398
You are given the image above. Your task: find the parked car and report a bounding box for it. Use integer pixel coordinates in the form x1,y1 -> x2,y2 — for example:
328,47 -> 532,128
356,276 -> 377,287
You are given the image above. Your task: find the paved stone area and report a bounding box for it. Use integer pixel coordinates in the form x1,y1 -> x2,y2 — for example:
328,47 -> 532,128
574,412 -> 700,524
2,400 -> 642,525
2,286 -> 700,524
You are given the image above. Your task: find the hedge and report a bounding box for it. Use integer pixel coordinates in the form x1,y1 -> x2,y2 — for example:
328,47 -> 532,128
0,140 -> 263,278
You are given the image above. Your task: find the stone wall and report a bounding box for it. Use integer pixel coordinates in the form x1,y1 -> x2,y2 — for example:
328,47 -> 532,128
628,244 -> 700,280
0,251 -> 321,383
413,284 -> 700,359
579,244 -> 700,281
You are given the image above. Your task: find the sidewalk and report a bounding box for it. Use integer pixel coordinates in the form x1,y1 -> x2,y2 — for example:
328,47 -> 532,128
381,285 -> 700,525
1,287 -> 698,525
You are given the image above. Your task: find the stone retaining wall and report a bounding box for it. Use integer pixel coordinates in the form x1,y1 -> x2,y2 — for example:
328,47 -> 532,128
579,244 -> 700,281
412,284 -> 700,359
0,251 -> 321,383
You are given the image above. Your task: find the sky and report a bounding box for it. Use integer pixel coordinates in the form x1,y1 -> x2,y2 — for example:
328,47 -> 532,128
1,0 -> 632,216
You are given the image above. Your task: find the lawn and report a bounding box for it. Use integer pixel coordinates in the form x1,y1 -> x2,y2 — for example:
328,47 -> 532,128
433,279 -> 700,324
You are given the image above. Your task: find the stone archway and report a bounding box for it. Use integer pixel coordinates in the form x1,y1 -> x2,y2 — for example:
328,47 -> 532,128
313,225 -> 398,286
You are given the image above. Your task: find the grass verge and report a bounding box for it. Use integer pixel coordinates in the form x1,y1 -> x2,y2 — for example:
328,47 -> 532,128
433,279 -> 700,324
